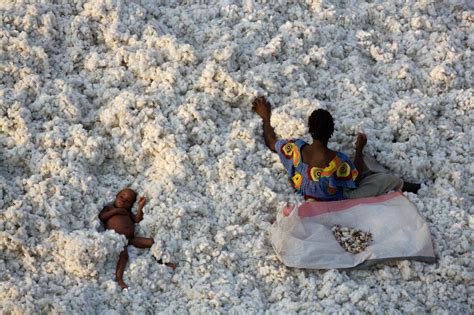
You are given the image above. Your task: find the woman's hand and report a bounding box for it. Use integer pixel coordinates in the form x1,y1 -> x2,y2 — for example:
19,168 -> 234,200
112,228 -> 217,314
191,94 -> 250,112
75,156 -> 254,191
253,95 -> 278,152
355,133 -> 367,151
252,96 -> 272,121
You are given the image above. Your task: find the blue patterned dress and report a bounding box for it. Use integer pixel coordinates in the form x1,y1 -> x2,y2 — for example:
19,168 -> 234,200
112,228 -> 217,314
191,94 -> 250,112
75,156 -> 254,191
275,139 -> 359,201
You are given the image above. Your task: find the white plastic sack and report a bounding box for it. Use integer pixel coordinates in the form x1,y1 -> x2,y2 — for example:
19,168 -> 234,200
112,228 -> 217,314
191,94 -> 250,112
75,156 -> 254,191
270,192 -> 436,269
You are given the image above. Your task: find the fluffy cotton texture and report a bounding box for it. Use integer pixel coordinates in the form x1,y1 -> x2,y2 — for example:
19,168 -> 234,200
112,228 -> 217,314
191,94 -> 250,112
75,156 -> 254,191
0,0 -> 472,313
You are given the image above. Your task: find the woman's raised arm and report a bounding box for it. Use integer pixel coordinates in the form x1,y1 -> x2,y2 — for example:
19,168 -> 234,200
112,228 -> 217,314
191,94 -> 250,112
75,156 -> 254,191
253,96 -> 278,152
353,133 -> 367,185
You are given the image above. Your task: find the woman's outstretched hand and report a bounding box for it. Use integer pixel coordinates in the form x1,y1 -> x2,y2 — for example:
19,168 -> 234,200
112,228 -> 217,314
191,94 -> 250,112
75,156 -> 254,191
252,96 -> 272,121
355,133 -> 367,151
253,96 -> 277,152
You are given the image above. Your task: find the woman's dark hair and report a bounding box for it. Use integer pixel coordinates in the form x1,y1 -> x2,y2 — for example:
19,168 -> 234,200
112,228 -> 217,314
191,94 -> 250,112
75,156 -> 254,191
308,109 -> 334,143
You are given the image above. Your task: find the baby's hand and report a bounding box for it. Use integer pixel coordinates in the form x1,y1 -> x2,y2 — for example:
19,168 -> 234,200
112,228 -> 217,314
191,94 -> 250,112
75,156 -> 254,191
138,197 -> 146,208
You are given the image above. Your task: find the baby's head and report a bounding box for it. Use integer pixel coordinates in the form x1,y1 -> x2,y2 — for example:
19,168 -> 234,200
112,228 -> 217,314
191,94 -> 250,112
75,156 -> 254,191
114,188 -> 137,209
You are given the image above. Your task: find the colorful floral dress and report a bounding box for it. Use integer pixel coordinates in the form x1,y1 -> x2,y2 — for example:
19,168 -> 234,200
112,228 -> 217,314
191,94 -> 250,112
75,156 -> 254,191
275,139 -> 359,201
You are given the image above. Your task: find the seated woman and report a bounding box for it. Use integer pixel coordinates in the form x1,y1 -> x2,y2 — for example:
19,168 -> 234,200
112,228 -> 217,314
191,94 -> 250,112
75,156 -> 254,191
252,96 -> 420,201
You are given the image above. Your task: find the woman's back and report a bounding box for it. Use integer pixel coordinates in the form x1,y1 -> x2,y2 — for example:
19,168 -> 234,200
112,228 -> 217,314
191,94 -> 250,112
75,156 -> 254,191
300,144 -> 337,169
275,139 -> 358,201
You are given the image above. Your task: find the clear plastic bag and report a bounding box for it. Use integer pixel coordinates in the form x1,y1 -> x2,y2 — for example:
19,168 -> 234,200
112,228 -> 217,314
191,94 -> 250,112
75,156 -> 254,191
270,192 -> 436,269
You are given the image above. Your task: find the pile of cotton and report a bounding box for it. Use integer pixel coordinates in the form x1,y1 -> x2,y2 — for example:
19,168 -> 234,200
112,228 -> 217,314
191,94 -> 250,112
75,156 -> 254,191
51,230 -> 127,278
0,0 -> 472,313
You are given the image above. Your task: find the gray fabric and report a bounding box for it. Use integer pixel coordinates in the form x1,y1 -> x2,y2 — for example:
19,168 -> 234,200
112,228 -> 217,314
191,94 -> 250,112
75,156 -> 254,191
362,154 -> 389,174
342,154 -> 403,199
344,173 -> 403,199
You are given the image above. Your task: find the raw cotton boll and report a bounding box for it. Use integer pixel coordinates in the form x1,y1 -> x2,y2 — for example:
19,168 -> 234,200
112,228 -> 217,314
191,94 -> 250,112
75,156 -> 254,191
188,145 -> 209,166
84,52 -> 105,72
0,104 -> 31,149
0,181 -> 10,210
306,46 -> 328,68
387,100 -> 422,138
466,33 -> 474,49
430,64 -> 456,86
394,62 -> 417,90
52,230 -> 127,278
83,0 -> 111,21
98,92 -> 144,131
31,150 -> 63,177
149,144 -> 187,182
213,46 -> 234,62
197,62 -> 247,103
214,230 -> 226,245
256,36 -> 283,59
398,260 -> 413,280
65,125 -> 107,165
370,45 -> 393,63
141,124 -> 166,152
271,99 -> 319,139
81,136 -> 107,165
126,255 -> 163,290
243,0 -> 255,12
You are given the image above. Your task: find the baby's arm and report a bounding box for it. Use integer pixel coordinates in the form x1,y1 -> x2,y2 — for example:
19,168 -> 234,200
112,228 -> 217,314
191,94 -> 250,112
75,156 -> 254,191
99,206 -> 130,222
134,197 -> 146,223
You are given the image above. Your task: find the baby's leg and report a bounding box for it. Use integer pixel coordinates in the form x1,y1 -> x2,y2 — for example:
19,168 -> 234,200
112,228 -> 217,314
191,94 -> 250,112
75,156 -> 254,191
116,247 -> 129,289
129,237 -> 154,248
130,237 -> 178,269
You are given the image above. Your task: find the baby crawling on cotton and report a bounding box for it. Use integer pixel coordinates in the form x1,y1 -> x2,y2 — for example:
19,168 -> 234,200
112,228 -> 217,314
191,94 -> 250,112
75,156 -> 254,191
99,188 -> 176,289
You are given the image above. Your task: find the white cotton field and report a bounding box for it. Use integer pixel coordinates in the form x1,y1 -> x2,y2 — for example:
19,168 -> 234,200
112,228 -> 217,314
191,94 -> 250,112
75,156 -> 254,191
0,0 -> 472,313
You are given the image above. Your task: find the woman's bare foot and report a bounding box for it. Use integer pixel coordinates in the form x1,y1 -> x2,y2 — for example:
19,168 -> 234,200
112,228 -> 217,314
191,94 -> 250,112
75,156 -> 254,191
402,182 -> 421,193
